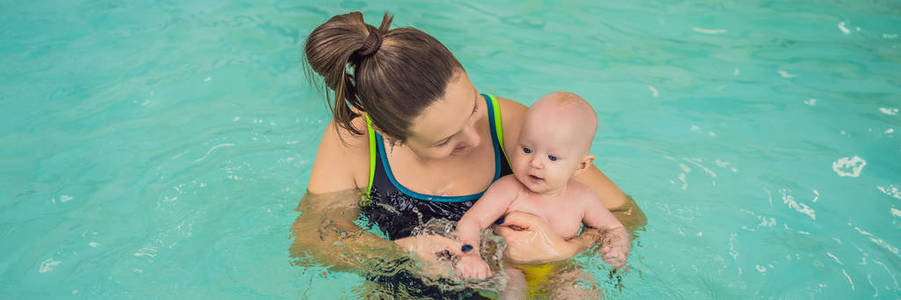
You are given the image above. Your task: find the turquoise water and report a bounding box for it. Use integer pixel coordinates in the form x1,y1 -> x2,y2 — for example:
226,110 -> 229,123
2,0 -> 899,298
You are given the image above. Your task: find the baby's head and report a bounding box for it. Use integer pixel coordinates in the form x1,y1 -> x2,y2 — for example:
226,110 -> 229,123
512,91 -> 598,193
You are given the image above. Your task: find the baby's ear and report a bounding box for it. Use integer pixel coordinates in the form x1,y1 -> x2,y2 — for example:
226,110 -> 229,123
574,154 -> 595,175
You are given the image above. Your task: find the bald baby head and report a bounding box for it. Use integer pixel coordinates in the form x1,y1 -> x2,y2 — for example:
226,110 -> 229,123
525,91 -> 598,155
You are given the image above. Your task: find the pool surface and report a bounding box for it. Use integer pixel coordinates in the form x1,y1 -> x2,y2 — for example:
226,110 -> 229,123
1,0 -> 899,298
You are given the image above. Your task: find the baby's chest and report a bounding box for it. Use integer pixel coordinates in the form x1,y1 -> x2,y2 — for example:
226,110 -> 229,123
509,200 -> 583,239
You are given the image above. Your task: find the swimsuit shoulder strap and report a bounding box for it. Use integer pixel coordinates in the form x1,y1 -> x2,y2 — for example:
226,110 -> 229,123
365,114 -> 377,197
483,93 -> 512,172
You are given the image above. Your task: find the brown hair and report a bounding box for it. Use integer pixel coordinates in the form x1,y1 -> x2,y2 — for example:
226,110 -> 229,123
304,12 -> 464,141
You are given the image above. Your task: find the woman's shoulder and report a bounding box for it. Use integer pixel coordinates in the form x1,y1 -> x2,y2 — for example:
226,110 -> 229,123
307,116 -> 372,194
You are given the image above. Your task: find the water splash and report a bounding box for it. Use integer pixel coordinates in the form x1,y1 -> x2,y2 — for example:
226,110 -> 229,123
39,258 -> 61,273
410,218 -> 508,293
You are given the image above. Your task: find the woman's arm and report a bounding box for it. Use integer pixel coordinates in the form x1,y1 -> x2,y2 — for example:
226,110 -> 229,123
292,120 -> 464,276
290,190 -> 412,273
292,120 -> 411,274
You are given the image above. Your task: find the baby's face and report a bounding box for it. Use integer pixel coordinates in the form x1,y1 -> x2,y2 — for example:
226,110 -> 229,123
511,108 -> 591,194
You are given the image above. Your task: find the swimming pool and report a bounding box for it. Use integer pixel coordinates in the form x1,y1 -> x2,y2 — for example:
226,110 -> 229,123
1,0 -> 899,298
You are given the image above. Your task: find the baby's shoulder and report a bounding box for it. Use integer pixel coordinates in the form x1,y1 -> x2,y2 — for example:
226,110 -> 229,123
485,174 -> 525,195
492,174 -> 522,187
567,180 -> 601,204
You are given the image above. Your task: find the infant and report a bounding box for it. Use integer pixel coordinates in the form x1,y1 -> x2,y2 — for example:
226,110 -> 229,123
454,91 -> 631,296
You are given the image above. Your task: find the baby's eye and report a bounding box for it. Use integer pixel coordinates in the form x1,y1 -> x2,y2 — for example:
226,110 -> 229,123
522,147 -> 532,154
548,155 -> 558,161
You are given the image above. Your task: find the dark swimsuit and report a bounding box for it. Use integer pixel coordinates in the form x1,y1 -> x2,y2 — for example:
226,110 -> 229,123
361,93 -> 513,240
361,94 -> 512,299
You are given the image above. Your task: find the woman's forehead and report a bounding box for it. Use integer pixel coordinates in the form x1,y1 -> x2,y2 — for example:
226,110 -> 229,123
407,72 -> 477,143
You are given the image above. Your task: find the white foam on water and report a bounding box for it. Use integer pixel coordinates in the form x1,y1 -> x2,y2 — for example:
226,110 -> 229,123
812,190 -> 820,203
781,189 -> 816,220
804,99 -> 816,106
832,156 -> 866,177
842,269 -> 855,290
728,233 -> 739,260
733,68 -> 740,76
755,265 -> 767,273
879,107 -> 898,115
204,77 -> 211,82
194,143 -> 235,163
826,252 -> 843,265
133,247 -> 158,258
89,242 -> 99,248
873,260 -> 900,290
648,85 -> 659,97
758,216 -> 776,227
39,258 -> 61,273
885,128 -> 894,135
851,224 -> 899,255
777,70 -> 797,78
891,207 -> 901,217
875,184 -> 900,199
692,27 -> 727,34
838,22 -> 851,34
684,158 -> 717,178
866,274 -> 878,297
60,195 -> 73,203
884,33 -> 898,39
715,159 -> 729,167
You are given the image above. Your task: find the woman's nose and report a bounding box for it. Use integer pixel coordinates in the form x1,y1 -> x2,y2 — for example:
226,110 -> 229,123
461,123 -> 481,148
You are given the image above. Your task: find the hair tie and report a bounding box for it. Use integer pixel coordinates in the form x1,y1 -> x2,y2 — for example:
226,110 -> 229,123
357,27 -> 382,57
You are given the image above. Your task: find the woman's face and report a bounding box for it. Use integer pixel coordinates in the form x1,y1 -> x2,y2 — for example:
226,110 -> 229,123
404,71 -> 484,160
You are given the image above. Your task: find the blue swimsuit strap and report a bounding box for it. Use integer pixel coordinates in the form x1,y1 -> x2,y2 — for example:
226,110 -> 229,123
373,94 -> 504,202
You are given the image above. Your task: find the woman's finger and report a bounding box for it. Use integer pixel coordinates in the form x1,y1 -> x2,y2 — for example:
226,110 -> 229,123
497,211 -> 543,230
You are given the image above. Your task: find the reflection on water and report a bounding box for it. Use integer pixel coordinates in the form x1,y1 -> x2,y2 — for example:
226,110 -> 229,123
290,189 -> 509,297
290,189 -> 647,298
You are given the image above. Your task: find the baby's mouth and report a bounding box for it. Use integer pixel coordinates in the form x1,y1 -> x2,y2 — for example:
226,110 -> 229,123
528,174 -> 543,182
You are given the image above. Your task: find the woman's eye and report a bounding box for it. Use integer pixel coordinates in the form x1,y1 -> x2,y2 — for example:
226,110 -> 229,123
522,147 -> 532,154
548,155 -> 558,161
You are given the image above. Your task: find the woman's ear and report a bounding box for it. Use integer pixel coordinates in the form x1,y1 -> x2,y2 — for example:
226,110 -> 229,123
573,154 -> 595,176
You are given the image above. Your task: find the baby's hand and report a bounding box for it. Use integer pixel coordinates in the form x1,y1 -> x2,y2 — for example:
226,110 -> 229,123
455,255 -> 492,280
601,230 -> 631,269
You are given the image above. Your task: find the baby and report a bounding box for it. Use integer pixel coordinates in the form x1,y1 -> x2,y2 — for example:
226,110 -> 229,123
455,92 -> 631,296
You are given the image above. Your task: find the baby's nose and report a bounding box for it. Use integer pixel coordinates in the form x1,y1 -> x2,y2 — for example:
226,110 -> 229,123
529,157 -> 542,168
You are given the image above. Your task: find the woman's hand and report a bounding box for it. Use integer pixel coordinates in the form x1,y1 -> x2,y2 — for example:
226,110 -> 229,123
394,234 -> 463,278
494,212 -> 582,264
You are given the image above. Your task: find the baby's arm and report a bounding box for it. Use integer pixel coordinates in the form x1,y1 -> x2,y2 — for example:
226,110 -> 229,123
581,187 -> 631,269
455,176 -> 520,279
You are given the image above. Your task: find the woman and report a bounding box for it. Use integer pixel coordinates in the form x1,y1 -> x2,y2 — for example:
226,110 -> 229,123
290,11 -> 646,297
